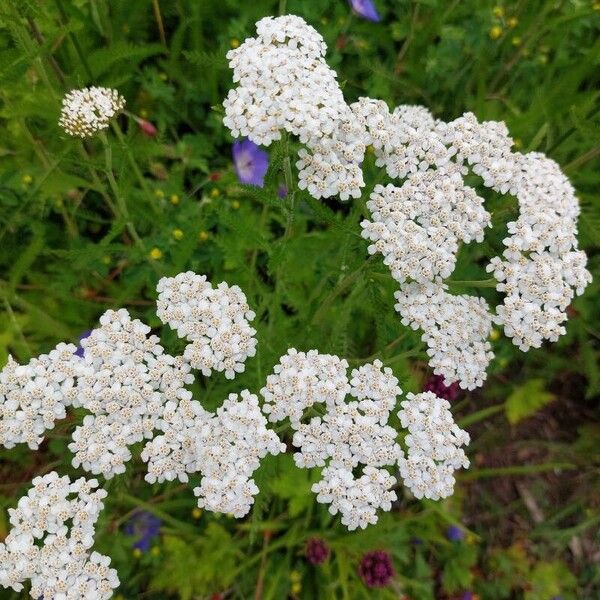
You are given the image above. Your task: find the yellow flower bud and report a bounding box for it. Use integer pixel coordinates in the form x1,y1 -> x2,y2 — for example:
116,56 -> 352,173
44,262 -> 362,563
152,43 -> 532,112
291,582 -> 302,595
232,200 -> 240,209
198,230 -> 210,242
170,194 -> 180,205
133,548 -> 142,558
21,174 -> 33,186
507,17 -> 518,28
192,507 -> 203,519
172,229 -> 184,240
154,189 -> 165,199
511,36 -> 522,46
210,188 -> 221,198
230,38 -> 240,49
150,546 -> 160,556
490,328 -> 501,341
489,25 -> 503,40
149,247 -> 163,260
493,6 -> 505,18
290,570 -> 301,583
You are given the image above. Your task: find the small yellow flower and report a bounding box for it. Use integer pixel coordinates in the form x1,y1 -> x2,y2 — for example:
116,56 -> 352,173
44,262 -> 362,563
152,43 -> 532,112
172,228 -> 184,240
170,194 -> 180,205
493,6 -> 505,18
291,582 -> 302,595
232,200 -> 240,209
513,138 -> 522,150
21,174 -> 33,186
150,546 -> 160,557
210,188 -> 221,198
507,16 -> 518,28
198,230 -> 210,242
489,25 -> 503,40
101,255 -> 111,265
511,36 -> 522,46
366,145 -> 375,154
230,38 -> 240,49
133,548 -> 142,558
140,108 -> 149,118
149,247 -> 163,260
154,189 -> 165,199
192,507 -> 203,519
290,570 -> 301,583
490,329 -> 501,342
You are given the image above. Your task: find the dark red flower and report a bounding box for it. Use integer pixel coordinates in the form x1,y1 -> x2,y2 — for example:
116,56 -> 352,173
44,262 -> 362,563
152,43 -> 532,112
423,374 -> 460,401
358,550 -> 395,588
305,538 -> 330,565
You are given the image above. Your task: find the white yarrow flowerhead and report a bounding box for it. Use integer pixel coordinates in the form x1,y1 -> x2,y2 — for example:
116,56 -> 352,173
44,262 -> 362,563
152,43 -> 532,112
0,472 -> 118,598
223,15 -> 367,200
224,17 -> 591,388
397,392 -> 470,500
263,352 -> 403,530
59,87 -> 125,138
156,271 -> 257,379
0,343 -> 84,450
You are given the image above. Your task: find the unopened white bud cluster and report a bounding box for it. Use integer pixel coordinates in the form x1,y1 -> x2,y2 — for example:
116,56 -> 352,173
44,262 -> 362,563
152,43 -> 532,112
223,15 -> 366,200
59,87 -> 125,138
398,392 -> 470,500
0,472 -> 118,599
156,271 -> 257,379
263,353 -> 403,530
142,391 -> 285,517
68,309 -> 194,478
394,282 -> 494,390
0,343 -> 84,449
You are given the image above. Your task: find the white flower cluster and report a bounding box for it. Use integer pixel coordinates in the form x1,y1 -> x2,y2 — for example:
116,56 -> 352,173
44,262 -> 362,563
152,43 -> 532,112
68,309 -> 194,479
223,15 -> 366,200
263,353 -> 403,529
394,282 -> 494,390
59,87 -> 125,138
156,271 -> 257,379
0,343 -> 83,449
0,472 -> 118,599
362,172 -> 490,284
397,392 -> 470,500
352,98 -> 450,179
142,391 -> 285,517
223,16 -> 590,387
260,348 -> 350,426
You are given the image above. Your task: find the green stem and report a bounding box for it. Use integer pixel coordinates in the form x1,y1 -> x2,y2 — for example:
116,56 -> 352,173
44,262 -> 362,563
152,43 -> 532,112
100,132 -> 145,250
111,121 -> 159,216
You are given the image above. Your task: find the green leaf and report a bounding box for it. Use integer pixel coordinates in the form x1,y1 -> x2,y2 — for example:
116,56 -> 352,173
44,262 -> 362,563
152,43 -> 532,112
505,379 -> 556,425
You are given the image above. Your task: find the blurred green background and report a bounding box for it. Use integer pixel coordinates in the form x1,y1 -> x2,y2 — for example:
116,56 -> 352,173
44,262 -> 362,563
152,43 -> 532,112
0,1 -> 598,598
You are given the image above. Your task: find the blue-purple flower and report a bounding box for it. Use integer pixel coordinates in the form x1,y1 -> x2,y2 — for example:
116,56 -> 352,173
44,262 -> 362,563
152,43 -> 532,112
74,330 -> 92,358
446,524 -> 465,542
348,0 -> 381,23
124,510 -> 161,552
232,139 -> 269,187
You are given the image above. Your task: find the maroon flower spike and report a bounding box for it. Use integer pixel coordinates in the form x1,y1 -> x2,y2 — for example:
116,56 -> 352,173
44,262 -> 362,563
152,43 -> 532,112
305,537 -> 330,565
138,118 -> 158,137
423,374 -> 460,401
358,550 -> 395,588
